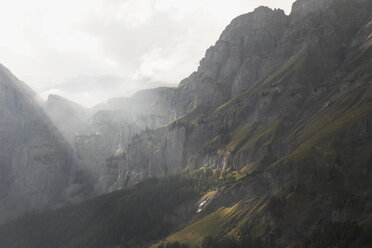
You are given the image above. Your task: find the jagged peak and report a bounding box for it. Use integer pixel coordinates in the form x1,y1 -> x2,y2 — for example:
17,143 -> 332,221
290,0 -> 332,17
222,5 -> 287,33
0,63 -> 31,91
47,94 -> 87,109
291,0 -> 372,17
47,94 -> 67,102
231,5 -> 286,21
48,94 -> 72,103
0,63 -> 42,107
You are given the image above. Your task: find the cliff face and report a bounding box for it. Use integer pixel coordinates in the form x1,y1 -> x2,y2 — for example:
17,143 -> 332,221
40,1 -> 372,205
0,64 -> 80,224
45,87 -> 179,194
0,0 -> 371,247
172,7 -> 289,117
113,0 -> 372,205
104,0 -> 372,245
40,0 -> 372,210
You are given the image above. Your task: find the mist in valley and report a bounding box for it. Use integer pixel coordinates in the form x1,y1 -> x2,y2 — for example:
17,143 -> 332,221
0,0 -> 371,247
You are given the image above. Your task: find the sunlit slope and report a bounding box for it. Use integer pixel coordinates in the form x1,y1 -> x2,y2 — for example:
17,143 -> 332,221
154,38 -> 372,248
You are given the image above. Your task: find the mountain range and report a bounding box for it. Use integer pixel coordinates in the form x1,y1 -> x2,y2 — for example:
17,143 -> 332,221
0,0 -> 371,247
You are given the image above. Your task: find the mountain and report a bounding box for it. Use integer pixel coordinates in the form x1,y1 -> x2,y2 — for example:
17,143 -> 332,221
0,64 -> 84,224
113,0 -> 372,186
122,0 -> 372,245
44,94 -> 90,144
45,87 -> 179,194
1,0 -> 371,247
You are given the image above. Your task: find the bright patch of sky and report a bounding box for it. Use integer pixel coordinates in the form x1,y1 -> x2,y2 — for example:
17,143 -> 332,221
0,0 -> 294,107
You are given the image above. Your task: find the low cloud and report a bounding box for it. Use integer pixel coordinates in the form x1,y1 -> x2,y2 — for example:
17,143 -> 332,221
41,75 -> 173,107
0,0 -> 294,106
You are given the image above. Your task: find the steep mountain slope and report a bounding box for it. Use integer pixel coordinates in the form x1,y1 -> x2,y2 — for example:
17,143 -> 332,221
0,168 -> 370,248
0,64 -> 80,224
148,0 -> 372,246
101,0 -> 372,245
45,87 -> 179,194
43,0 -> 372,195
0,170 -> 235,248
113,0 -> 372,188
1,0 -> 370,247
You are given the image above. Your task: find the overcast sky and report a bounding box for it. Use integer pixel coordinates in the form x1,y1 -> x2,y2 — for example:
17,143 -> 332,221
0,0 -> 294,107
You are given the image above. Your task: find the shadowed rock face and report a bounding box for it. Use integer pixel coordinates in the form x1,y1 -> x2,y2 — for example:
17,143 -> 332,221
99,1 -> 371,244
0,0 -> 370,246
110,0 -> 372,191
42,0 -> 372,198
173,6 -> 290,116
0,64 -> 77,224
44,87 -> 179,195
43,7 -> 291,193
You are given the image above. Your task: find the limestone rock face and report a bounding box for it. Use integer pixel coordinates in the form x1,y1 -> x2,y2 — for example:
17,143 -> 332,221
111,0 -> 372,190
0,1 -> 370,245
0,64 -> 77,224
41,0 -> 372,198
291,0 -> 331,18
103,3 -> 372,244
176,7 -> 289,114
45,87 -> 179,194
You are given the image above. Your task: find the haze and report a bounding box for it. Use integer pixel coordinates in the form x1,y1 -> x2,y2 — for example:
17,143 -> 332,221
0,0 -> 294,107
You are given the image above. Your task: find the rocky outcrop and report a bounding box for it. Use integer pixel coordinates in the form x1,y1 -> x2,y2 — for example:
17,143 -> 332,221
45,87 -> 180,194
42,0 -> 372,201
112,0 -> 372,192
0,64 -> 81,224
175,7 -> 290,115
101,2 -> 372,245
0,0 -> 371,246
291,0 -> 331,18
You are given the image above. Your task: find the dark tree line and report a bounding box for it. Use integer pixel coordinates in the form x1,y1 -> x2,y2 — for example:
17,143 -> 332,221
0,168 -> 239,248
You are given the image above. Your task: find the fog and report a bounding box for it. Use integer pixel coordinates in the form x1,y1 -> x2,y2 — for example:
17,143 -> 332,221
0,0 -> 294,107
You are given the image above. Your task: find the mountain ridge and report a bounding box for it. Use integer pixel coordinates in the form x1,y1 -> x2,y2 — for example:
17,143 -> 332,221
107,0 -> 372,188
0,63 -> 86,224
1,0 -> 370,246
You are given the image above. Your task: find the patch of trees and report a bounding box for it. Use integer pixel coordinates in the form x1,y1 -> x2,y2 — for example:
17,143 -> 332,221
0,175 -> 198,248
0,168 -> 239,248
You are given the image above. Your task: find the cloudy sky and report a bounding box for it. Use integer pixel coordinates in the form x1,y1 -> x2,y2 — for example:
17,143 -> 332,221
0,0 -> 294,107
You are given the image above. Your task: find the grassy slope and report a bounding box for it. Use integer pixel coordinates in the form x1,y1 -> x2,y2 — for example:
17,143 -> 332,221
4,43 -> 367,248
153,44 -> 372,247
0,51 -> 369,248
0,169 -> 249,248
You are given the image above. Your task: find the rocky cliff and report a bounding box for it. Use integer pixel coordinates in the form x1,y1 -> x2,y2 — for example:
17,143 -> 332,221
112,0 -> 372,188
103,2 -> 372,244
0,0 -> 371,247
122,0 -> 371,246
42,1 -> 372,204
45,87 -> 180,194
0,64 -> 82,224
